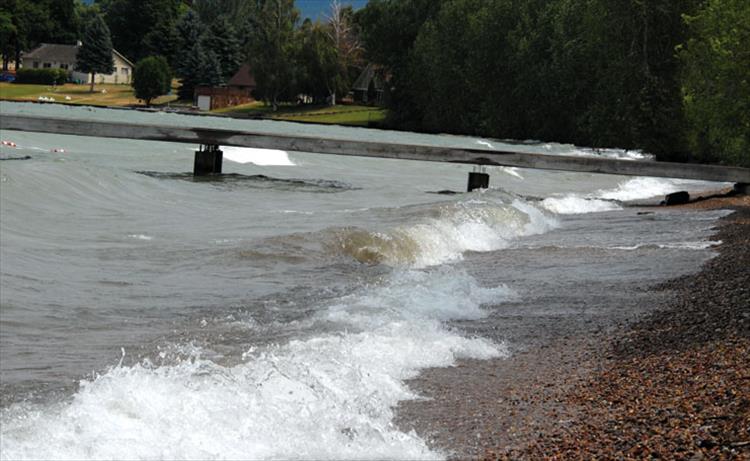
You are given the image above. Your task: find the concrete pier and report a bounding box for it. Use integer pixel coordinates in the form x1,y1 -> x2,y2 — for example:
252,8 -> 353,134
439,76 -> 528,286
194,144 -> 222,176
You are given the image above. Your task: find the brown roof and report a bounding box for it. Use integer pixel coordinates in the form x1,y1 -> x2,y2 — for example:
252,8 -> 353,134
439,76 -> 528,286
227,63 -> 256,88
22,43 -> 78,64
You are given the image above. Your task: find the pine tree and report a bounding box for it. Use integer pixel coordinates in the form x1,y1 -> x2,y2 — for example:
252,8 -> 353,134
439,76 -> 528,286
202,16 -> 242,81
174,10 -> 204,100
76,14 -> 114,93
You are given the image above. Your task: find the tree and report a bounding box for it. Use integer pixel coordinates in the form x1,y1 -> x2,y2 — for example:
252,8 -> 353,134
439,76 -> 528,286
132,55 -> 172,106
101,0 -> 183,63
0,11 -> 16,70
202,16 -> 243,81
680,0 -> 750,167
246,0 -> 301,110
325,0 -> 362,105
76,14 -> 114,93
174,10 -> 204,100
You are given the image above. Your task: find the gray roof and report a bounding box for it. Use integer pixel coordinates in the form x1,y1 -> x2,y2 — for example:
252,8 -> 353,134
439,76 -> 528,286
352,64 -> 384,92
22,43 -> 134,68
22,43 -> 78,64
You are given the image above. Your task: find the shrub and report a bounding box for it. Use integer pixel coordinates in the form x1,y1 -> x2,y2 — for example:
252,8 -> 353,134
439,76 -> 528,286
15,68 -> 69,85
132,55 -> 172,106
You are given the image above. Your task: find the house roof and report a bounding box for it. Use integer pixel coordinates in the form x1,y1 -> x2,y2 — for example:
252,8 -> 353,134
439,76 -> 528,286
227,63 -> 256,88
352,64 -> 384,91
22,43 -> 134,68
22,43 -> 78,64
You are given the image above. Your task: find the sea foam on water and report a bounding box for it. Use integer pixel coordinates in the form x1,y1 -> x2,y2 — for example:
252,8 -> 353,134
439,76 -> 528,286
0,268 -> 507,460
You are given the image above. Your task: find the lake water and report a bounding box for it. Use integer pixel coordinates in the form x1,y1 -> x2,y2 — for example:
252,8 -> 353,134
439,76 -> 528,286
0,102 -> 731,459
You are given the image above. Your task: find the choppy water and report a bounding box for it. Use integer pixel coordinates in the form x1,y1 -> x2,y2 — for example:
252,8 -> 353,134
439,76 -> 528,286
0,102 -> 732,459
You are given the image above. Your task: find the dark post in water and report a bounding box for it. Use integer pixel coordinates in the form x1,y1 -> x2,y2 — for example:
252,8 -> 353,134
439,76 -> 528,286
194,144 -> 223,176
467,172 -> 490,192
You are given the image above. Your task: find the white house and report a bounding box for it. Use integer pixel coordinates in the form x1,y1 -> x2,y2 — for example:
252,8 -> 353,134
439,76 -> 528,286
21,43 -> 134,84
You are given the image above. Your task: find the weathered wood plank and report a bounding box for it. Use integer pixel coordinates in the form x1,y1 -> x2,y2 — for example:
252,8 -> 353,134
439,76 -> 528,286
2,114 -> 749,183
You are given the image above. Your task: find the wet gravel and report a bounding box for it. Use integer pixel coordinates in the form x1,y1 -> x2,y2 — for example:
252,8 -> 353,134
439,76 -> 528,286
396,203 -> 750,460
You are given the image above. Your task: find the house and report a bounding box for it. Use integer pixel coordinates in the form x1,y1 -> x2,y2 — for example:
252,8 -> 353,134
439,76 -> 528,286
194,64 -> 256,111
351,64 -> 385,105
227,63 -> 256,93
21,43 -> 134,84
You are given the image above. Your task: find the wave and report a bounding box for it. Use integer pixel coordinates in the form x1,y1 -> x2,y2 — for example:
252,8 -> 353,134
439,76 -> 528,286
541,177 -> 726,215
330,196 -> 557,267
0,268 -> 508,460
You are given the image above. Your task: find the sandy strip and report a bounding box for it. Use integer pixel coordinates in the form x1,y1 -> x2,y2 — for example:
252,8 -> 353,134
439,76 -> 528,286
395,198 -> 750,460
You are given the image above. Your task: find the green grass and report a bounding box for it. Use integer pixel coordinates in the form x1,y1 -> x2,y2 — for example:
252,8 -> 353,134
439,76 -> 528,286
0,82 -> 178,107
216,102 -> 387,126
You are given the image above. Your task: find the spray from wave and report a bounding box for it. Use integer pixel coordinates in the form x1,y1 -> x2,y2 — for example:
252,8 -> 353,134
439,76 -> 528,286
331,196 -> 557,267
0,268 -> 508,460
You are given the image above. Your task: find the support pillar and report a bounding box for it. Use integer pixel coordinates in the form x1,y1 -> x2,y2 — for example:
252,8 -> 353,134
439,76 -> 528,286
467,171 -> 490,192
734,183 -> 748,195
194,144 -> 222,176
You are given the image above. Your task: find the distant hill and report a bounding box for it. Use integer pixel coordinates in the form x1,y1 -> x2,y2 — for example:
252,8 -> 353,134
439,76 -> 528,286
80,0 -> 368,20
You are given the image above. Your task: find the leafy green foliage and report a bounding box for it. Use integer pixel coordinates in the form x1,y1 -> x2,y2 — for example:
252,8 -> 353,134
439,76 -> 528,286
246,0 -> 301,109
15,67 -> 68,84
680,0 -> 750,167
132,55 -> 172,106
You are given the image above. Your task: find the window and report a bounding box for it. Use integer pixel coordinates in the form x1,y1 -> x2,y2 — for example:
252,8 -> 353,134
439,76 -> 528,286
60,64 -> 69,70
32,61 -> 39,69
121,67 -> 129,75
43,62 -> 51,68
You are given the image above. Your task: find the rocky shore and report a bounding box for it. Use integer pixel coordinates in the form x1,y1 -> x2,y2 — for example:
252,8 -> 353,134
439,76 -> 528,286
396,197 -> 749,460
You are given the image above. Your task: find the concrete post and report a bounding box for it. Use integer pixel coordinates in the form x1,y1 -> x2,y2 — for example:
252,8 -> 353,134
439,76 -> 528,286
194,144 -> 222,176
467,172 -> 490,192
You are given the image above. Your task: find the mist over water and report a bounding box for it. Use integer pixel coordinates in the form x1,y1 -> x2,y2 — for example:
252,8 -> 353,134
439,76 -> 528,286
0,102 -> 731,459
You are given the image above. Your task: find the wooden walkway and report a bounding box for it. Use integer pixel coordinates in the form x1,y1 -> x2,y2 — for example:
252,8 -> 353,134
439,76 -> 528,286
2,114 -> 749,183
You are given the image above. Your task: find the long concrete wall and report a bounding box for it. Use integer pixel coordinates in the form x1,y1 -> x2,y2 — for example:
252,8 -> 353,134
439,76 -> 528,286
2,114 -> 749,183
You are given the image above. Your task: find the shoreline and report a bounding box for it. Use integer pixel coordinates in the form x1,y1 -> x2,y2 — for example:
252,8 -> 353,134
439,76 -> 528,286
395,196 -> 749,459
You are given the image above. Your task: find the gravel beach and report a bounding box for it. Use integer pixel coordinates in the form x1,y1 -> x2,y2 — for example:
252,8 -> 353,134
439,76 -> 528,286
396,196 -> 750,460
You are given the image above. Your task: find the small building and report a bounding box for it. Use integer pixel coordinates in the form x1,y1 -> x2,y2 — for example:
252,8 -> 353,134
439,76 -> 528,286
227,63 -> 256,93
194,64 -> 256,111
351,64 -> 385,105
21,43 -> 134,84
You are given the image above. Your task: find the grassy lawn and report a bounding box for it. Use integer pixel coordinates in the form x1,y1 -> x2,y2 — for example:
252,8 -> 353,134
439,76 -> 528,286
0,82 -> 177,107
215,102 -> 387,126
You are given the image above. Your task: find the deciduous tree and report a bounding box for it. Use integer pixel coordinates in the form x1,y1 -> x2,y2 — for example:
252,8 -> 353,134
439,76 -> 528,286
132,55 -> 172,106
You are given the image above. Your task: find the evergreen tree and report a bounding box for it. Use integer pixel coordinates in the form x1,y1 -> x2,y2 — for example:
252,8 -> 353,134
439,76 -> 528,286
202,16 -> 242,81
143,17 -> 180,68
101,0 -> 183,63
76,14 -> 114,93
174,10 -> 204,99
197,48 -> 223,87
132,55 -> 172,106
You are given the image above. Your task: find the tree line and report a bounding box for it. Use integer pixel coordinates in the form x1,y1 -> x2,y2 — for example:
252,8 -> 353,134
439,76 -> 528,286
1,0 -> 747,166
355,0 -> 749,166
1,0 -> 363,108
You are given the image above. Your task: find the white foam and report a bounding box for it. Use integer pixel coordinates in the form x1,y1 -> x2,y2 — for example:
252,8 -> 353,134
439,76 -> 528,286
610,241 -> 721,251
542,177 -> 715,216
0,268 -> 507,460
368,198 -> 557,268
127,234 -> 153,241
598,177 -> 688,202
541,196 -> 621,214
222,146 -> 296,166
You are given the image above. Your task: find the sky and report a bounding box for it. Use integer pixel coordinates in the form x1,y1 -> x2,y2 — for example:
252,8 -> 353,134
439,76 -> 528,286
81,0 -> 370,21
296,0 -> 369,20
